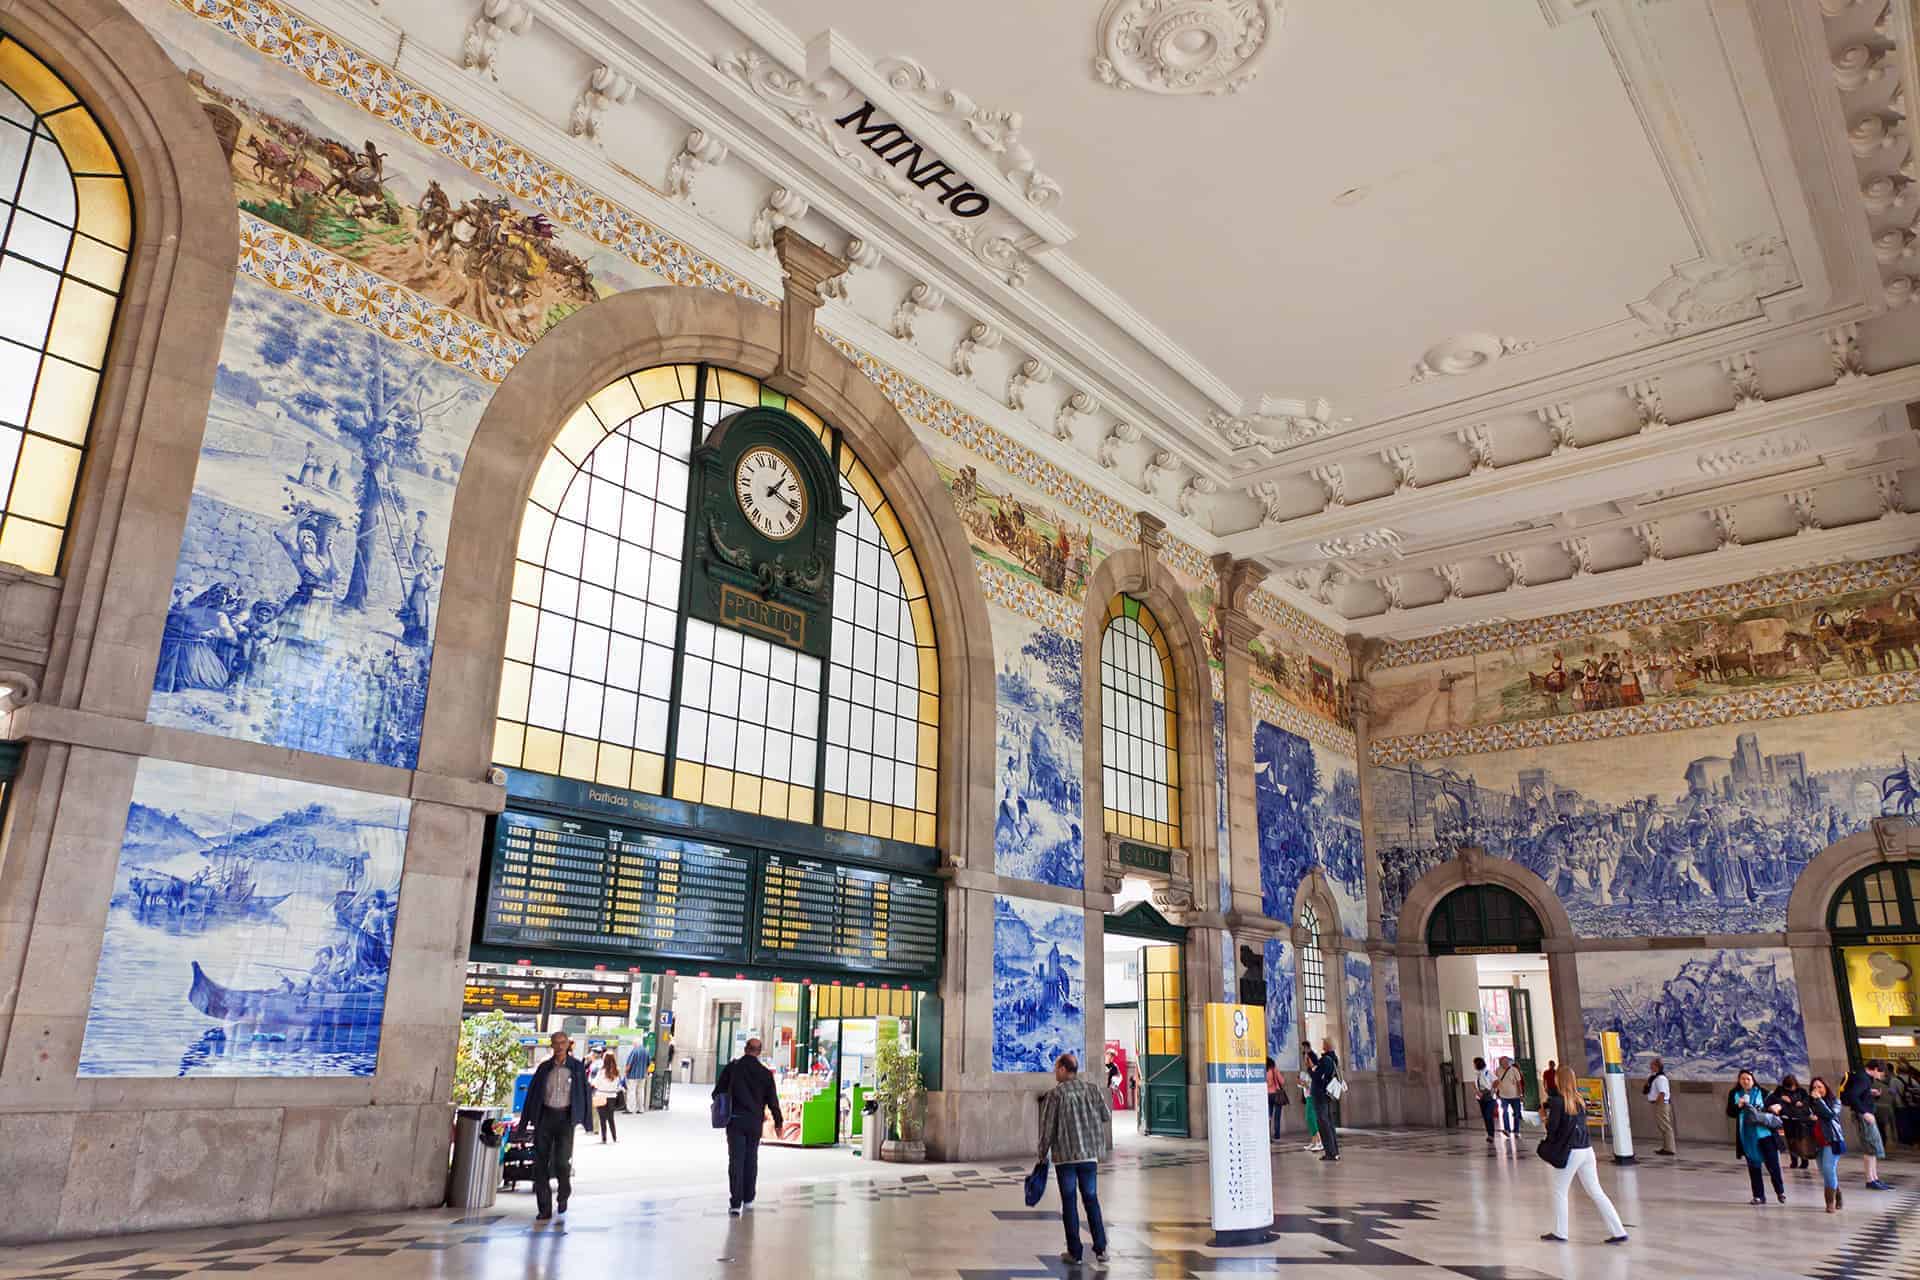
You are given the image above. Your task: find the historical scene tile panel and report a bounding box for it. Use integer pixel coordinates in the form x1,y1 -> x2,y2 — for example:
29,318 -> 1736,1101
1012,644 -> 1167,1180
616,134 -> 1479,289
1381,957 -> 1405,1072
991,895 -> 1086,1073
1254,721 -> 1364,937
80,759 -> 410,1078
146,279 -> 488,767
1578,947 -> 1809,1084
1344,952 -> 1377,1072
1263,936 -> 1298,1072
992,607 -> 1085,887
1371,700 -> 1918,940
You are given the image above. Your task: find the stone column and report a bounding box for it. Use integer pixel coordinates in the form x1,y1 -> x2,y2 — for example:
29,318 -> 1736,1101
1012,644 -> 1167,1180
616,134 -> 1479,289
1211,555 -> 1269,925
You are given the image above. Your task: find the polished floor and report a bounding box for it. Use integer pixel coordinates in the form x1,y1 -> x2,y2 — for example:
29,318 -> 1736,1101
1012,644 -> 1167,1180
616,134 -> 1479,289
3,1127 -> 1911,1280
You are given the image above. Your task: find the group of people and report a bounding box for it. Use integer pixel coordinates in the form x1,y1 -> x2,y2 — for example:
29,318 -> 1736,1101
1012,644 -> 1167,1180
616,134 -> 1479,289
1261,1040 -> 1347,1160
1470,1054 -> 1535,1143
1715,1059 -> 1897,1213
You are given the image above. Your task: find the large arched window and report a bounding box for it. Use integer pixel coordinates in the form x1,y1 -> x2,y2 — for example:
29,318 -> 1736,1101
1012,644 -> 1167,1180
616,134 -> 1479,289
1300,901 -> 1327,1017
0,34 -> 130,575
1099,593 -> 1180,848
493,364 -> 939,845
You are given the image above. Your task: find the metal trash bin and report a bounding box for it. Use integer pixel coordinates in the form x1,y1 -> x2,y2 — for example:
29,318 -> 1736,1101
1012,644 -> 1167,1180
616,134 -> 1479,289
448,1107 -> 503,1208
861,1097 -> 883,1160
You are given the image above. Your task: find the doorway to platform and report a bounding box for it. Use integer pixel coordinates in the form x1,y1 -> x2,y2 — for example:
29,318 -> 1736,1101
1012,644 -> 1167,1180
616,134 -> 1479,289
1828,863 -> 1920,1078
1104,899 -> 1189,1137
1427,883 -> 1557,1122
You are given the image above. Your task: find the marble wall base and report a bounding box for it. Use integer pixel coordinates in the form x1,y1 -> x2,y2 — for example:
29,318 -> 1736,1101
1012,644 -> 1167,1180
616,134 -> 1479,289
924,1086 -> 1041,1162
0,1102 -> 452,1244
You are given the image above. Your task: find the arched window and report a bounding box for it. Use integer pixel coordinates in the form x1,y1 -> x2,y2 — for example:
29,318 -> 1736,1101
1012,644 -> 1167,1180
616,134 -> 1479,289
493,364 -> 939,845
1426,884 -> 1545,953
0,35 -> 130,575
1829,864 -> 1918,932
1099,593 -> 1180,848
1299,901 -> 1327,1016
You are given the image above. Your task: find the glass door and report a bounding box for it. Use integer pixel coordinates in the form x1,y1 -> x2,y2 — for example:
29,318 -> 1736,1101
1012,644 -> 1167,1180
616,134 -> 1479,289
1137,943 -> 1189,1136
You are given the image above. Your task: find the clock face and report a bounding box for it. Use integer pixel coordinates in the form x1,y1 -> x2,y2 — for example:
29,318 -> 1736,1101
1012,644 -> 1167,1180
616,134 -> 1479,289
733,445 -> 807,540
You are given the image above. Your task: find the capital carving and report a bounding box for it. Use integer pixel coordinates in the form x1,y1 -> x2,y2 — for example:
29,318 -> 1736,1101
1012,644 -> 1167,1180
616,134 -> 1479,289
1210,552 -> 1269,615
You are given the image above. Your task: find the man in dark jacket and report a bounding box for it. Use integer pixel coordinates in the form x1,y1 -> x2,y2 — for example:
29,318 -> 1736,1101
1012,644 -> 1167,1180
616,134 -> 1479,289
714,1037 -> 784,1215
1841,1061 -> 1891,1190
519,1030 -> 592,1221
1310,1038 -> 1342,1161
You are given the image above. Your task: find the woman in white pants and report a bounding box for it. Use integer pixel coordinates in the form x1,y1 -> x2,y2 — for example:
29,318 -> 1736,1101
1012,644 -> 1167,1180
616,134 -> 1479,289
1538,1070 -> 1628,1245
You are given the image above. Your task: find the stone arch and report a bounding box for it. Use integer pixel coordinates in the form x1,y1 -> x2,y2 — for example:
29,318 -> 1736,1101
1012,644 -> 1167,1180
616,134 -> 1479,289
419,285 -> 997,865
1392,848 -> 1581,1124
1290,866 -> 1347,1062
1079,547 -> 1218,904
1,0 -> 238,713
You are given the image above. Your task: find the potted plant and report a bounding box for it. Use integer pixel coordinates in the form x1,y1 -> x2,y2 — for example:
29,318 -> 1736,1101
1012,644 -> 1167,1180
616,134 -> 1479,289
874,1032 -> 927,1162
453,1010 -> 524,1109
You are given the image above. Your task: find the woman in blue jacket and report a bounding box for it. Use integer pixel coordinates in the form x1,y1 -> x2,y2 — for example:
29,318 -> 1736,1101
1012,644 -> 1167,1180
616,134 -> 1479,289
1732,1069 -> 1786,1205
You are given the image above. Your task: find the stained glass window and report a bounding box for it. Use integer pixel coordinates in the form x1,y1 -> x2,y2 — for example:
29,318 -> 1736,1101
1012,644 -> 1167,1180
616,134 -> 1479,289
1300,902 -> 1327,1016
495,364 -> 939,845
0,35 -> 131,575
1099,594 -> 1180,847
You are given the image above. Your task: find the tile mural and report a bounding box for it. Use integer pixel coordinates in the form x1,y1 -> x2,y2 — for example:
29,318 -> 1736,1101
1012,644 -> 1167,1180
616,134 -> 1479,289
992,895 -> 1086,1073
1264,936 -> 1298,1072
1368,555 -> 1920,740
146,278 -> 488,767
1381,957 -> 1405,1071
1370,700 -> 1919,940
992,606 -> 1086,887
80,759 -> 410,1078
1254,720 -> 1365,938
1213,699 -> 1230,912
1344,953 -> 1377,1072
1578,947 -> 1809,1084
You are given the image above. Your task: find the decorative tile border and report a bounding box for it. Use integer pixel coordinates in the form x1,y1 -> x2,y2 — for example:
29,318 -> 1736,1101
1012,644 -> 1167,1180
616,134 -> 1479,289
178,0 -> 1299,641
975,558 -> 1082,635
237,215 -> 526,379
1368,667 -> 1920,765
1376,552 -> 1920,668
1254,687 -> 1358,758
1249,585 -> 1348,657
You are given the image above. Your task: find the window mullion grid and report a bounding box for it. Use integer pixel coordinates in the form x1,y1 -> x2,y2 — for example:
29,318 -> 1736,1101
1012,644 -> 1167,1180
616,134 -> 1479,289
656,364 -> 707,798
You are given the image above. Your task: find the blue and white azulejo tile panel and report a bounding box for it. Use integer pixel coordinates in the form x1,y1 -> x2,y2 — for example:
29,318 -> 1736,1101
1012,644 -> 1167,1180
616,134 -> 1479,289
991,606 -> 1085,888
1578,946 -> 1809,1084
79,759 -> 411,1078
991,894 -> 1085,1073
1343,952 -> 1376,1072
1253,720 -> 1365,937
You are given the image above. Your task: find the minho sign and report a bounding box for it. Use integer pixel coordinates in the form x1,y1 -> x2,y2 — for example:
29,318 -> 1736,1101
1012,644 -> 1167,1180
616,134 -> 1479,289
833,101 -> 992,218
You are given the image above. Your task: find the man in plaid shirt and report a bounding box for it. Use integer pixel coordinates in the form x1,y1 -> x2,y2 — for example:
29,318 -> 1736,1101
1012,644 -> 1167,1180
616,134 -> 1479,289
1038,1053 -> 1113,1267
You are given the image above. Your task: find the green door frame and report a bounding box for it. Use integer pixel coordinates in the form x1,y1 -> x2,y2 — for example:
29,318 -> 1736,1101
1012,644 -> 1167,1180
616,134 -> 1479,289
1107,902 -> 1189,1138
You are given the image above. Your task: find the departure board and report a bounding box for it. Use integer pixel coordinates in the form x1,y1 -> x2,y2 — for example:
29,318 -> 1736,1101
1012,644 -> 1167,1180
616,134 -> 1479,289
756,853 -> 941,974
482,812 -> 752,962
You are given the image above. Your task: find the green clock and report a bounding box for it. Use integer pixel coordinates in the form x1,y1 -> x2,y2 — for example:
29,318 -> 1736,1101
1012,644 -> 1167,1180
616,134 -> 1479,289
685,407 -> 848,658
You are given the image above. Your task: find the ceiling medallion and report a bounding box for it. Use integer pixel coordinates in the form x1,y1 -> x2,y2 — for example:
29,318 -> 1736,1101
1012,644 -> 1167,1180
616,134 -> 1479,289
1409,332 -> 1535,383
1093,0 -> 1280,96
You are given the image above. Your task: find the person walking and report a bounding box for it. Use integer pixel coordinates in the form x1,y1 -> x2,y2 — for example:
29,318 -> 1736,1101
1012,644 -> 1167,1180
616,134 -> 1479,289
1645,1057 -> 1677,1155
1265,1056 -> 1288,1140
1473,1056 -> 1497,1145
518,1030 -> 591,1222
1037,1052 -> 1112,1269
713,1036 -> 783,1216
592,1051 -> 622,1143
1542,1060 -> 1558,1099
1300,1049 -> 1322,1154
1841,1060 -> 1892,1191
1495,1055 -> 1525,1137
1310,1038 -> 1342,1162
1537,1069 -> 1628,1245
1733,1069 -> 1787,1204
1768,1074 -> 1813,1171
1809,1076 -> 1846,1213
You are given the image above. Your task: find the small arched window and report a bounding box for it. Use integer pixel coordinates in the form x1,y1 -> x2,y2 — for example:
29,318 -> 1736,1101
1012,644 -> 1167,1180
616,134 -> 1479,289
1300,901 -> 1327,1016
1098,593 -> 1180,848
494,364 -> 939,845
0,35 -> 131,574
1829,864 -> 1918,932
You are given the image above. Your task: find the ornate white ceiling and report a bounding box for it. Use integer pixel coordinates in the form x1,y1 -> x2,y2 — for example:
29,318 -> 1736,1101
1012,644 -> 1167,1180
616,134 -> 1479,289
294,0 -> 1919,638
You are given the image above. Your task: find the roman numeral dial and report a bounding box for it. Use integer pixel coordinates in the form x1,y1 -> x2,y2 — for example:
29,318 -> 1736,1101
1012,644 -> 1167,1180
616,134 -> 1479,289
733,445 -> 807,540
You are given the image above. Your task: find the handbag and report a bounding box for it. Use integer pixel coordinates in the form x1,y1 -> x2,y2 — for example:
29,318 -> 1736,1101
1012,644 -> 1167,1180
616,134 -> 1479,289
710,1092 -> 731,1129
1023,1161 -> 1050,1207
1327,1077 -> 1347,1101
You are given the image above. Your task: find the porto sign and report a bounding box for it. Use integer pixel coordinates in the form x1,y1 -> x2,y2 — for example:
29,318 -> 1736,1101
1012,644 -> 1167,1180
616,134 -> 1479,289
833,100 -> 991,218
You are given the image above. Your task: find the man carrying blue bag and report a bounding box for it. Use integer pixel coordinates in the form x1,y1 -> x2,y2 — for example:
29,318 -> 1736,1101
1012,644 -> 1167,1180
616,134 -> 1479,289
1036,1052 -> 1112,1269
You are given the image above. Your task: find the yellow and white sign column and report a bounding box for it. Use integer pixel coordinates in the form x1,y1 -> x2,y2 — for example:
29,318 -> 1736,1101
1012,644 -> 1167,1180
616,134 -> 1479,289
1600,1030 -> 1636,1164
1204,1003 -> 1275,1245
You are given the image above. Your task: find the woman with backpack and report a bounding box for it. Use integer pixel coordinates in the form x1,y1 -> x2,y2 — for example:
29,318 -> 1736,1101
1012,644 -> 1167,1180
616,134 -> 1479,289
1809,1075 -> 1846,1213
1538,1069 -> 1628,1245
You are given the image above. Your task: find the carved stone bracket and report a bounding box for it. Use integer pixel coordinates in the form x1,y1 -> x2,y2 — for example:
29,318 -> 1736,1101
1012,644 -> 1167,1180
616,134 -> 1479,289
767,230 -> 847,396
665,128 -> 729,200
1097,420 -> 1141,469
1054,389 -> 1097,442
1007,357 -> 1051,409
890,280 -> 947,343
462,0 -> 534,80
951,320 -> 1003,379
568,65 -> 635,142
749,187 -> 810,252
1139,450 -> 1174,494
818,235 -> 880,300
1177,474 -> 1218,518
